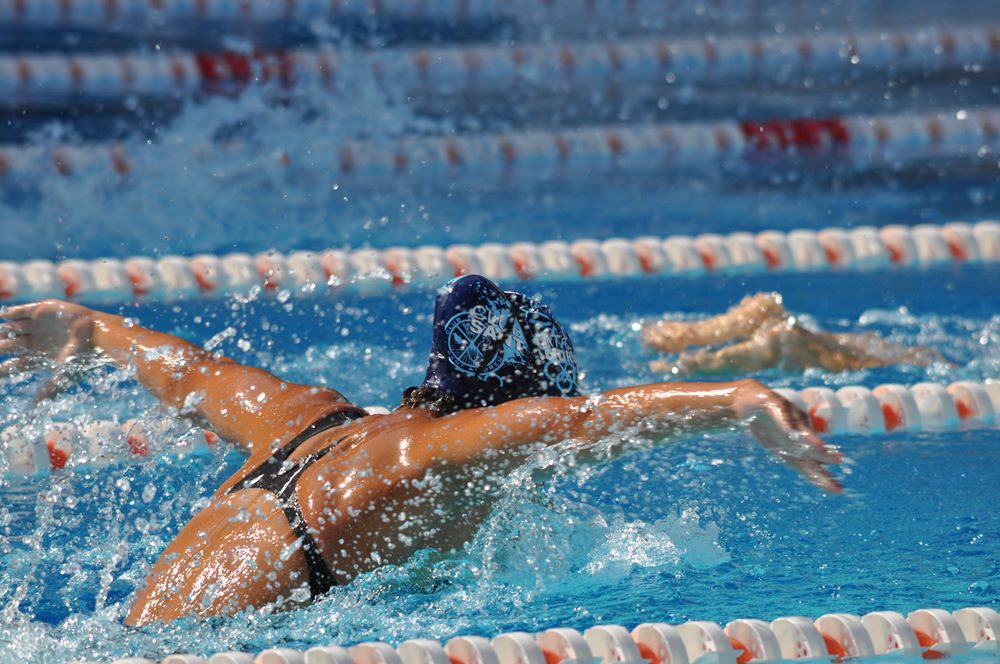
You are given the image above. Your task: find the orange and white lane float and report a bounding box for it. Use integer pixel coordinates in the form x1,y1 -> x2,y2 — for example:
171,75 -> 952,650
2,380 -> 996,481
78,606 -> 1000,664
0,220 -> 997,304
2,23 -> 998,109
774,379 -> 998,436
2,107 -> 999,189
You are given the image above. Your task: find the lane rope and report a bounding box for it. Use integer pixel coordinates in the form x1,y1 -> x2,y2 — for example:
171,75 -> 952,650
0,220 -> 996,304
68,606 -> 1000,663
1,107 -> 996,185
1,24 -> 996,109
4,380 -> 997,479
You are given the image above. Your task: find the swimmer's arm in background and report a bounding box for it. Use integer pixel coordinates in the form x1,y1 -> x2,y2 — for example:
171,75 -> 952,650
642,292 -> 787,353
0,300 -> 347,456
650,324 -> 783,376
425,379 -> 842,493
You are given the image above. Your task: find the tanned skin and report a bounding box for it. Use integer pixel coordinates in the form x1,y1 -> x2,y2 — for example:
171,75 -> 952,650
1,300 -> 842,626
644,292 -> 948,375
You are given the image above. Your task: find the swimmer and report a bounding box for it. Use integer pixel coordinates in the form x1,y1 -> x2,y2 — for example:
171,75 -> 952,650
643,292 -> 950,375
0,276 -> 842,626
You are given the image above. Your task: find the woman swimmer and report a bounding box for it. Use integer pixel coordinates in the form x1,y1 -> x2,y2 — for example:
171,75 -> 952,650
644,292 -> 950,376
0,275 -> 842,626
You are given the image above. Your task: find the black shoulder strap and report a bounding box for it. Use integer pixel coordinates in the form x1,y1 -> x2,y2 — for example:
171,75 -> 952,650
227,408 -> 365,496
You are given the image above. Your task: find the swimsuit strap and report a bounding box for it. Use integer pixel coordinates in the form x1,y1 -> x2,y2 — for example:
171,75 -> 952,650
226,406 -> 366,596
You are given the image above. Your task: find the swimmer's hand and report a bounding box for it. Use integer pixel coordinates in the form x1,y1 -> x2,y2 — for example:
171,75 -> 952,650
0,300 -> 97,401
642,321 -> 692,353
733,385 -> 844,493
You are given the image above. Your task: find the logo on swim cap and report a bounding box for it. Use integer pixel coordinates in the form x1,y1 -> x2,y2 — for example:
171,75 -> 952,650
444,299 -> 519,377
519,301 -> 578,395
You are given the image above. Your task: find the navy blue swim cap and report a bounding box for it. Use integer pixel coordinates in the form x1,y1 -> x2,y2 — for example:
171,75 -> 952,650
421,275 -> 580,409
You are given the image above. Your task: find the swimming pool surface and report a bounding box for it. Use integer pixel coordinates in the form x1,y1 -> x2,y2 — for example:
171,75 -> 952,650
1,1 -> 999,662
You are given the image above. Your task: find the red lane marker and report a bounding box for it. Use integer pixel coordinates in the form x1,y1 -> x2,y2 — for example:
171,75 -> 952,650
448,256 -> 469,278
809,405 -> 829,433
823,118 -> 851,145
393,150 -> 408,173
499,138 -> 517,165
110,146 -> 131,175
881,403 -> 903,431
822,634 -> 847,661
636,643 -> 661,664
655,41 -> 671,67
196,53 -> 223,83
462,50 -> 482,77
127,434 -> 148,456
222,52 -> 253,83
559,46 -> 576,75
339,146 -> 355,174
512,257 -> 532,279
384,262 -> 406,287
412,51 -> 430,78
914,628 -> 944,659
762,247 -> 781,269
946,240 -> 966,261
791,119 -> 825,149
47,439 -> 69,470
554,135 -> 571,160
606,43 -> 623,71
52,150 -> 71,177
955,399 -> 974,420
742,117 -> 851,152
258,265 -> 279,290
193,270 -> 215,292
698,249 -> 716,270
729,638 -> 752,664
444,140 -> 463,166
714,127 -> 732,153
127,271 -> 149,297
169,57 -> 188,87
607,132 -> 625,156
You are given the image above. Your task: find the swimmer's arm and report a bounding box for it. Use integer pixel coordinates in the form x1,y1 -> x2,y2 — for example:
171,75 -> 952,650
0,301 -> 346,455
656,328 -> 783,376
431,379 -> 841,493
643,292 -> 785,352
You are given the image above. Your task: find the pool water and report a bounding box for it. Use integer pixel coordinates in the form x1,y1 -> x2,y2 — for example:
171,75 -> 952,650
0,267 -> 998,661
1,0 -> 1000,661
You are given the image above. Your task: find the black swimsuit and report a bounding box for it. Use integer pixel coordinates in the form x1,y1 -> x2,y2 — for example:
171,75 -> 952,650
225,407 -> 366,597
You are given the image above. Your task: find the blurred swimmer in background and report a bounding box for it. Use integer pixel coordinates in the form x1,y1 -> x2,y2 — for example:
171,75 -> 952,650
644,292 -> 950,375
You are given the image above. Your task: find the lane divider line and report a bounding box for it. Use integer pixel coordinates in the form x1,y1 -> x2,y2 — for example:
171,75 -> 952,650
69,606 -> 1000,663
2,24 -> 997,109
4,380 -> 997,479
0,221 -> 996,303
1,107 -> 996,185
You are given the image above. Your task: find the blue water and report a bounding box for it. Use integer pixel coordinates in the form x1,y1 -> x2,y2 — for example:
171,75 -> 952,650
1,0 -> 1000,661
0,268 -> 998,661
